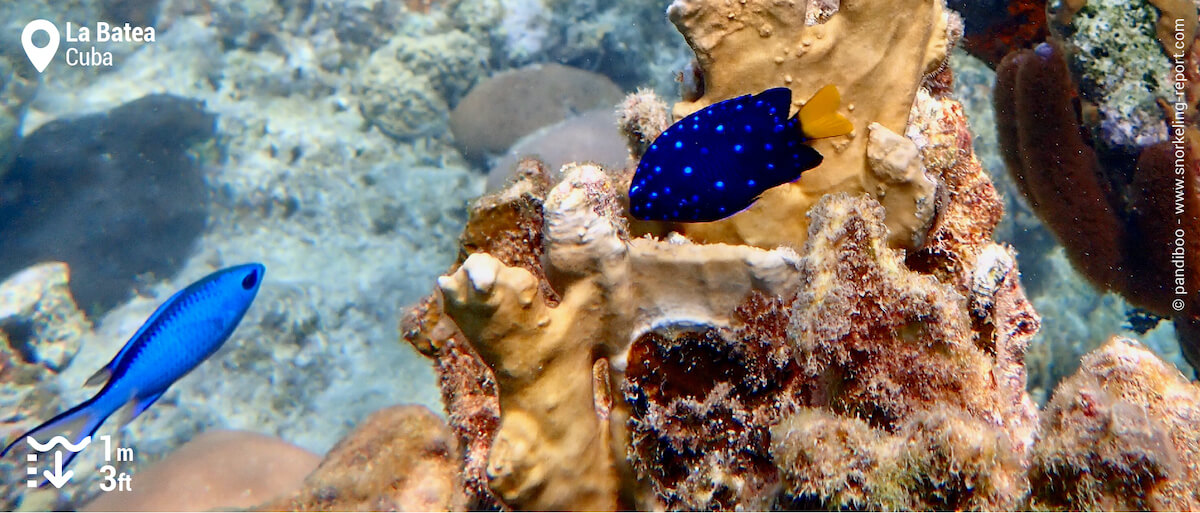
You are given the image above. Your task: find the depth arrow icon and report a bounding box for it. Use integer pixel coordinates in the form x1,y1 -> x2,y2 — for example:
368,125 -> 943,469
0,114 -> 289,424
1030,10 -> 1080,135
43,450 -> 73,488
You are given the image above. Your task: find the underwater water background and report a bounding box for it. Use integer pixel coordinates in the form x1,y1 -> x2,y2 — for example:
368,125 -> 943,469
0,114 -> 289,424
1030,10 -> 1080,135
0,0 -> 1193,509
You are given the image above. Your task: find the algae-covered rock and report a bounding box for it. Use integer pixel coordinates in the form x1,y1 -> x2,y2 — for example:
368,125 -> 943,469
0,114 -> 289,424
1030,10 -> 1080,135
357,61 -> 448,139
1048,0 -> 1179,152
1031,337 -> 1200,510
356,28 -> 490,140
0,94 -> 215,314
257,405 -> 465,512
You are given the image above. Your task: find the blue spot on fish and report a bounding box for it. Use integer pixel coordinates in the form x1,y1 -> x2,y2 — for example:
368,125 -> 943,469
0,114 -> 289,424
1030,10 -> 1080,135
627,87 -> 824,222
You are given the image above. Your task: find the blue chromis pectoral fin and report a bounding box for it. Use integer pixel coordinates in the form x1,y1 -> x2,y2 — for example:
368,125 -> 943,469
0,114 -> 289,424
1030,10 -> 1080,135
798,85 -> 854,140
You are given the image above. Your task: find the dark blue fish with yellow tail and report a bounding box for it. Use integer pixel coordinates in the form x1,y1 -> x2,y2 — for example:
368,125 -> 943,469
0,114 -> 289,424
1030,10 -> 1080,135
1,263 -> 265,480
629,85 -> 853,222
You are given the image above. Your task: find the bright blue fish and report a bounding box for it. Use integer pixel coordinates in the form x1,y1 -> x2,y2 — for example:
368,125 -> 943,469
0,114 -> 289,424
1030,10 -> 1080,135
1,263 -> 265,476
629,85 -> 853,222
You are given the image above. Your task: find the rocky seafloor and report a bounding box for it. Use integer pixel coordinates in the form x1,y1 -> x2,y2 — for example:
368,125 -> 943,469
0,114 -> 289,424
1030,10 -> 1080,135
0,0 -> 1198,510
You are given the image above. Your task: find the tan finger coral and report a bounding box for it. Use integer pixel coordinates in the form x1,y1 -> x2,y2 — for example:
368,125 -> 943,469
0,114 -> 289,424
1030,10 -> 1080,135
400,0 -> 1052,509
436,164 -> 805,510
663,0 -> 953,250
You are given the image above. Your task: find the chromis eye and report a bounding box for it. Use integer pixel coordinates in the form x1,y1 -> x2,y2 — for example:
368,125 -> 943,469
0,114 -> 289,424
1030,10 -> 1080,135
242,270 -> 258,290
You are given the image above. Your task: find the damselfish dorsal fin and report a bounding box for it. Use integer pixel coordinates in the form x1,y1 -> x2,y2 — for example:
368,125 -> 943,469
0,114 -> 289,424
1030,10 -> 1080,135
798,85 -> 854,140
84,288 -> 186,389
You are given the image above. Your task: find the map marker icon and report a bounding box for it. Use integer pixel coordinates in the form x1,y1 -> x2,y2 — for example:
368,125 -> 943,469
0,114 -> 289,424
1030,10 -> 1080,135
21,20 -> 59,73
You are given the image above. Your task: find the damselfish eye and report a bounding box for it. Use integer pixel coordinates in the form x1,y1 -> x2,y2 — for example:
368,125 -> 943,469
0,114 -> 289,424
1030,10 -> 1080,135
241,270 -> 258,290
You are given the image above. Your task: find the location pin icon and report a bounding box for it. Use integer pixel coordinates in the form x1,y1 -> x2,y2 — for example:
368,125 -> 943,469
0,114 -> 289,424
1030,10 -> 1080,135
21,20 -> 60,73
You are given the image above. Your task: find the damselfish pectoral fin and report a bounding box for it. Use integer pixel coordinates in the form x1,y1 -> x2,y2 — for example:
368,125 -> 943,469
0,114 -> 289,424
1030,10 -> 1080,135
116,391 -> 166,426
798,85 -> 854,140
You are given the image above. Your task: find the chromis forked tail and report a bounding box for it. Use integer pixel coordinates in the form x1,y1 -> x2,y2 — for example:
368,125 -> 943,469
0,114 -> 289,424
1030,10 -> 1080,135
1,263 -> 265,481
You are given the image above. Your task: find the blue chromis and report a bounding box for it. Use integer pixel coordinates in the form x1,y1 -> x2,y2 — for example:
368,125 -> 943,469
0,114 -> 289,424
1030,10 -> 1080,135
1,263 -> 265,477
629,85 -> 853,222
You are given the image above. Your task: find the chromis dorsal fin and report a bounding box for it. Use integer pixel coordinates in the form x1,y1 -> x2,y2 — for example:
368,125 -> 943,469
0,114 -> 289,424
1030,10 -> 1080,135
798,85 -> 853,140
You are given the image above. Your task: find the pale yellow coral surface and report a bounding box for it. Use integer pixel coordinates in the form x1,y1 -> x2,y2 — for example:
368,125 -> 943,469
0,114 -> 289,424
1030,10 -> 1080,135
437,164 -> 804,510
667,0 -> 949,250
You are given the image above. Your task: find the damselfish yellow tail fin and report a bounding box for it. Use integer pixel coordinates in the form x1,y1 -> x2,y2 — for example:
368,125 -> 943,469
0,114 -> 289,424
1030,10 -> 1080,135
798,85 -> 854,140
